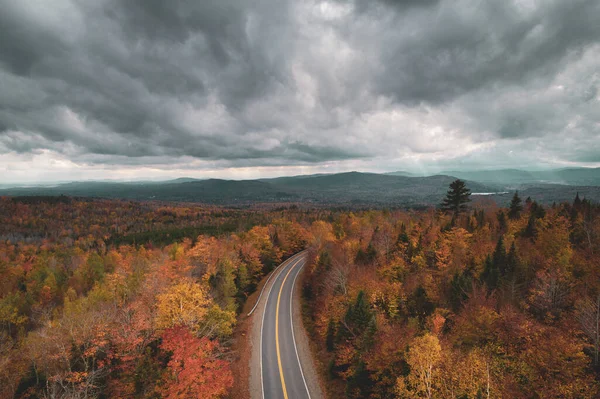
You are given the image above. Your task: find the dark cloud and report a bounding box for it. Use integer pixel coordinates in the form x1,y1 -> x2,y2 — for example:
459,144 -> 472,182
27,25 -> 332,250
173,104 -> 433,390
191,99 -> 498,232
0,0 -> 599,180
356,0 -> 600,105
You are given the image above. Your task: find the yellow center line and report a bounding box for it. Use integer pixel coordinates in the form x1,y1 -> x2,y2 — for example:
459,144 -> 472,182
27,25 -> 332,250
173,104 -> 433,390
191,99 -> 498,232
276,260 -> 299,399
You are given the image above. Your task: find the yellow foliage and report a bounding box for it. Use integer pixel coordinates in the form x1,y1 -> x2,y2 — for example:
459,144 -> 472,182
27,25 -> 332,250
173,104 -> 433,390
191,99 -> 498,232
156,280 -> 212,333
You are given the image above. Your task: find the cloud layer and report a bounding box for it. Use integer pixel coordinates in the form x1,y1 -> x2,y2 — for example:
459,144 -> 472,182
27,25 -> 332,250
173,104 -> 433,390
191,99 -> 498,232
0,0 -> 599,182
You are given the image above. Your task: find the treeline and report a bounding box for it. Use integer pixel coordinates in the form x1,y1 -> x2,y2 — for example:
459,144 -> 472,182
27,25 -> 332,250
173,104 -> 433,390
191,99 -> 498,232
0,197 -> 312,398
303,193 -> 600,398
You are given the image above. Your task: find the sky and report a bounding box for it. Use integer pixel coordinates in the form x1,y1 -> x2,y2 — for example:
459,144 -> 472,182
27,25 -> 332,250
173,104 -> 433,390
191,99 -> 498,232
1,0 -> 599,183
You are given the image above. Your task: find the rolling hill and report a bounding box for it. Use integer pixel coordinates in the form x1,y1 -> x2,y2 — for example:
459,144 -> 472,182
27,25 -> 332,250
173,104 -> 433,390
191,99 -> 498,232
1,170 -> 597,207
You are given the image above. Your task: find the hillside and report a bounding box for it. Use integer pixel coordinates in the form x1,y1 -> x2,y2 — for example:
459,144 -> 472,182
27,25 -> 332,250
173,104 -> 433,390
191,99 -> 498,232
443,167 -> 600,186
0,172 -> 494,206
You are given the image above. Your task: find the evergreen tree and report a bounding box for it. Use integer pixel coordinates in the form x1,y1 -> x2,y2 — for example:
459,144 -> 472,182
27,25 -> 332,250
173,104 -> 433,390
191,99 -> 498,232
450,271 -> 473,311
346,360 -> 370,399
505,242 -> 519,278
361,317 -> 377,350
440,179 -> 472,216
408,286 -> 435,320
327,359 -> 336,380
523,214 -> 537,239
397,223 -> 409,244
338,291 -> 373,341
349,291 -> 372,331
326,318 -> 336,352
508,191 -> 523,220
482,254 -> 499,290
530,201 -> 546,219
497,210 -> 507,232
492,236 -> 507,276
476,209 -> 486,229
574,192 -> 582,209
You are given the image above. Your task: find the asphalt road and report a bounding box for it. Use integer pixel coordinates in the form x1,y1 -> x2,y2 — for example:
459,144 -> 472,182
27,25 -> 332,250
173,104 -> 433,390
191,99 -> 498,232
261,253 -> 312,399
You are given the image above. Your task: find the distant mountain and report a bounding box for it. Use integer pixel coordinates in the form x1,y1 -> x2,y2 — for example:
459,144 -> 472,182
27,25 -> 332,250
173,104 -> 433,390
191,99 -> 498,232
1,171 -> 595,206
442,168 -> 600,186
384,171 -> 420,177
0,172 -> 494,206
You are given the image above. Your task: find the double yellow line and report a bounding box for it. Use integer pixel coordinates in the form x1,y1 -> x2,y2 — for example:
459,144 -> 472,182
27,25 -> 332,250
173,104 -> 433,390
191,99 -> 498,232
275,259 -> 302,399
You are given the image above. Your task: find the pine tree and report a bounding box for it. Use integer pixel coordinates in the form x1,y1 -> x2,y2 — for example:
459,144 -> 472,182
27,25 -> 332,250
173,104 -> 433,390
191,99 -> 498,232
508,191 -> 523,220
361,317 -> 377,350
530,201 -> 546,219
505,242 -> 519,277
523,215 -> 537,239
497,210 -> 507,232
346,360 -> 370,399
574,192 -> 582,209
350,291 -> 372,331
326,318 -> 336,351
440,179 -> 471,216
492,236 -> 506,276
397,223 -> 409,244
339,291 -> 373,341
482,254 -> 499,290
450,271 -> 472,311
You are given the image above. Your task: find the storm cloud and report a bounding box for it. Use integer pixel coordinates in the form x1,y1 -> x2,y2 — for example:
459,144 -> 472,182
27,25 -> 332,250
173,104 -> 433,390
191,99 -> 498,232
0,0 -> 599,182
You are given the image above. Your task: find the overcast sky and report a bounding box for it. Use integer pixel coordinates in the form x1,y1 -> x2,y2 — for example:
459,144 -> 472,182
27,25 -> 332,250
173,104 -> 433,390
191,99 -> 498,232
1,0 -> 599,183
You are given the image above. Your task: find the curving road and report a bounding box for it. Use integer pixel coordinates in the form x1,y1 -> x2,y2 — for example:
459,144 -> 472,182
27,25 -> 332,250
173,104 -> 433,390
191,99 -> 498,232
260,253 -> 312,399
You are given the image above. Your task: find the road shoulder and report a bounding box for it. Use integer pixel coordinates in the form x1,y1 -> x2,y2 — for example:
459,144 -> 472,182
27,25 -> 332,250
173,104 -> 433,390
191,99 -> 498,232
291,265 -> 325,399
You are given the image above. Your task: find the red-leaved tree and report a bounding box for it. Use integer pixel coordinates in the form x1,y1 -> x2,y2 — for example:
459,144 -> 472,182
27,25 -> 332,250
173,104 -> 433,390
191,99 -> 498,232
160,326 -> 233,399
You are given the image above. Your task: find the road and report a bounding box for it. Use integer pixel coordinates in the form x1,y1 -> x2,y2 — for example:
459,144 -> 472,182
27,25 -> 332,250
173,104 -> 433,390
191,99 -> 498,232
260,253 -> 312,399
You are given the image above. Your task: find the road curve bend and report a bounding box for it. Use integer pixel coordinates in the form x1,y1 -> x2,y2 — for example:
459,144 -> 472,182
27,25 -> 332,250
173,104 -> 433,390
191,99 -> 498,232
255,252 -> 319,399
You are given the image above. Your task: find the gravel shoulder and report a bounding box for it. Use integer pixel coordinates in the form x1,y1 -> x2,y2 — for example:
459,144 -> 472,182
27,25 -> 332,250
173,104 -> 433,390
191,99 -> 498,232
291,264 -> 325,399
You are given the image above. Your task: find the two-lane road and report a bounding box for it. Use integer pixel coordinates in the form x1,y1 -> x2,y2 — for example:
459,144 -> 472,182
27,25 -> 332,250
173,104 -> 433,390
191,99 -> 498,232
260,254 -> 312,399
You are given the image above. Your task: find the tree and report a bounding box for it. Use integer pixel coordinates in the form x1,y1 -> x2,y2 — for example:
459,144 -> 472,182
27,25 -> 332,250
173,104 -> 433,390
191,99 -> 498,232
326,318 -> 336,352
496,210 -> 507,232
440,180 -> 471,217
346,360 -> 371,398
577,295 -> 600,366
398,334 -> 442,399
156,280 -> 211,333
508,191 -> 523,220
574,192 -> 582,209
481,255 -> 499,290
339,291 -> 372,341
160,326 -> 233,399
214,259 -> 237,312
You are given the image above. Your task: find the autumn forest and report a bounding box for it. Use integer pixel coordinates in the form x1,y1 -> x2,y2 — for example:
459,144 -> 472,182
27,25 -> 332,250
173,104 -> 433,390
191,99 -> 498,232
0,188 -> 599,398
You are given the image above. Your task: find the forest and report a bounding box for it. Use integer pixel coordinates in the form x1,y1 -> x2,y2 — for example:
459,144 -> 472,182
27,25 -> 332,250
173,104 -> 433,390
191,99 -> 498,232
0,189 -> 599,398
0,196 -> 314,398
302,192 -> 600,398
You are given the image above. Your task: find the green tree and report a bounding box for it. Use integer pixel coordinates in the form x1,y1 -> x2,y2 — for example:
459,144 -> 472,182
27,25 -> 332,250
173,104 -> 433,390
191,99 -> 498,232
214,259 -> 237,312
482,255 -> 499,290
497,210 -> 507,232
235,262 -> 250,295
326,318 -> 336,352
508,191 -> 523,220
346,360 -> 370,399
440,180 -> 471,217
338,291 -> 372,341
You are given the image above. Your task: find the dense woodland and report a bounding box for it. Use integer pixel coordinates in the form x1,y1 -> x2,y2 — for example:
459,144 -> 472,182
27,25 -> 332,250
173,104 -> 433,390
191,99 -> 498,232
0,196 -> 314,398
1,189 -> 599,398
303,192 -> 600,398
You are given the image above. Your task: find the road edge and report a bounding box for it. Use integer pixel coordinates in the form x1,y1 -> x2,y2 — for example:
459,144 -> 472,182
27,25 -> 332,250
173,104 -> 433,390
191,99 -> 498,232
291,260 -> 325,399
